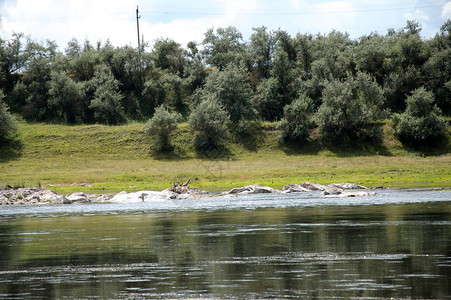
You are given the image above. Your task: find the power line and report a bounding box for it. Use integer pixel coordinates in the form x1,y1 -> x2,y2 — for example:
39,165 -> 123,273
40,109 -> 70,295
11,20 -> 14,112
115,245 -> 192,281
140,4 -> 444,16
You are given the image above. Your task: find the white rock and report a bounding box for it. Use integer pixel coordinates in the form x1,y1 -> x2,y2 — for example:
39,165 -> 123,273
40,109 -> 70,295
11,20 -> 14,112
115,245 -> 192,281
300,182 -> 327,191
326,183 -> 367,190
282,184 -> 310,193
65,192 -> 90,204
109,191 -> 178,203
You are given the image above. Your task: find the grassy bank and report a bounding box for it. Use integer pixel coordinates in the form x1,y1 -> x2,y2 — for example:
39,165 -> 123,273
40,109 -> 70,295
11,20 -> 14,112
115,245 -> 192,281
0,120 -> 450,193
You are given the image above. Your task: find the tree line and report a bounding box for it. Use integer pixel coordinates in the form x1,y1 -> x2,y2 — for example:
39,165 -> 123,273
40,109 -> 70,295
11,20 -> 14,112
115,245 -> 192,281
0,20 -> 450,150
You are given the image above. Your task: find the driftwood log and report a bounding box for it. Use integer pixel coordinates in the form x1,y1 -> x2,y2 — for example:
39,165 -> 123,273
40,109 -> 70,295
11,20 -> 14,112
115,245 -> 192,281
164,180 -> 206,195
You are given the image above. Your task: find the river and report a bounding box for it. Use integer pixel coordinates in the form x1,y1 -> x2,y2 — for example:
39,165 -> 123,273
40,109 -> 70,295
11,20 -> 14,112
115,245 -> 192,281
0,189 -> 450,299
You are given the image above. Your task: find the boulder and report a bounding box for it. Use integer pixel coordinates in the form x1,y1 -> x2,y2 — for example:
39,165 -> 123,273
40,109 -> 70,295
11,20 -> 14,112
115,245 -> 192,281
25,189 -> 65,204
322,191 -> 377,198
109,190 -> 179,203
282,184 -> 310,193
321,188 -> 344,196
299,182 -> 327,191
64,192 -> 91,204
326,183 -> 367,190
224,184 -> 275,195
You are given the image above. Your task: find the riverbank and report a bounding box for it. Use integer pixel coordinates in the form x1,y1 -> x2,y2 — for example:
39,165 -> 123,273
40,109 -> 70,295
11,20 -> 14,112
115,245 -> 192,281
0,121 -> 450,193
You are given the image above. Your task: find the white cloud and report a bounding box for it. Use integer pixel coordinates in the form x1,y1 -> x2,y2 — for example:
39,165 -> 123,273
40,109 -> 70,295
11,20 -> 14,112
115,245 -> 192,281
404,9 -> 429,21
1,0 -> 140,48
442,1 -> 451,19
312,1 -> 356,33
0,0 -> 447,49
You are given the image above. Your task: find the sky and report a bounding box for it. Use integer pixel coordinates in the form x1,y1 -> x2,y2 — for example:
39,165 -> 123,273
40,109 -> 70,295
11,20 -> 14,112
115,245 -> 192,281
1,0 -> 451,50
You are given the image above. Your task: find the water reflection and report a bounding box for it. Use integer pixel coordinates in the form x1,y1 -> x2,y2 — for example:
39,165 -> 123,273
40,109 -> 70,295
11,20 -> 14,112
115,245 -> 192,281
0,197 -> 450,299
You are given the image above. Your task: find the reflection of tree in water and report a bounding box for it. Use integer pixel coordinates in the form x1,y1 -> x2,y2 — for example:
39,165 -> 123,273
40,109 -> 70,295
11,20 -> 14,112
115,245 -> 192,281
0,201 -> 449,298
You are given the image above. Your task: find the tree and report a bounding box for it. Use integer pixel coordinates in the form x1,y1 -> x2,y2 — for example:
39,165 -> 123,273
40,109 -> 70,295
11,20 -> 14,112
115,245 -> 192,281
143,105 -> 180,152
0,90 -> 17,141
48,71 -> 86,123
202,26 -> 247,69
393,87 -> 447,148
188,97 -> 229,151
277,94 -> 314,144
252,77 -> 283,121
0,33 -> 27,97
21,57 -> 52,121
89,64 -> 126,125
69,46 -> 102,82
354,33 -> 388,84
202,64 -> 255,125
315,72 -> 386,146
152,38 -> 186,74
424,48 -> 451,115
249,26 -> 276,80
383,21 -> 428,112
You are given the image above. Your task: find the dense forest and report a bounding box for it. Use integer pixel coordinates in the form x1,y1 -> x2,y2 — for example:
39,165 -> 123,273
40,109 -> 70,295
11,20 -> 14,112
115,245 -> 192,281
0,20 -> 450,149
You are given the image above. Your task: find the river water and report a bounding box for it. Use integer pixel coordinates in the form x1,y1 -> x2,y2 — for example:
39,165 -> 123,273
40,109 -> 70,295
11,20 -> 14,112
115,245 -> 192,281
0,189 -> 450,299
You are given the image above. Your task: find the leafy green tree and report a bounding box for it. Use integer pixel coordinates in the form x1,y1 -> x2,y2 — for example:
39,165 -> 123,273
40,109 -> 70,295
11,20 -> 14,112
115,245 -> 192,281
293,33 -> 314,72
252,77 -> 283,121
89,64 -> 126,124
393,87 -> 447,148
249,26 -> 276,80
0,33 -> 27,97
141,71 -> 166,118
354,33 -> 388,84
270,46 -> 297,106
161,74 -> 188,116
277,94 -> 314,144
48,71 -> 86,123
202,64 -> 255,125
183,56 -> 207,94
21,57 -> 52,121
0,90 -> 17,141
202,26 -> 247,69
300,30 -> 354,106
383,21 -> 428,112
152,38 -> 186,74
315,72 -> 386,145
68,44 -> 102,82
188,97 -> 229,151
143,105 -> 181,152
424,46 -> 451,115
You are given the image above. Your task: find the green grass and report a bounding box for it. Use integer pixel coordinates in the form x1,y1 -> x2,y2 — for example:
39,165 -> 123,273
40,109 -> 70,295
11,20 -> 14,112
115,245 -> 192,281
0,120 -> 450,193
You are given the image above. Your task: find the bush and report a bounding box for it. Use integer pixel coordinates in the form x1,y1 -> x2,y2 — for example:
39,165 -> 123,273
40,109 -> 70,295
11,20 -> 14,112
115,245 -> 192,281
315,72 -> 386,146
89,64 -> 126,125
252,77 -> 283,121
188,97 -> 230,152
393,87 -> 448,148
0,90 -> 17,141
277,94 -> 314,144
48,71 -> 86,123
201,64 -> 255,124
143,105 -> 181,152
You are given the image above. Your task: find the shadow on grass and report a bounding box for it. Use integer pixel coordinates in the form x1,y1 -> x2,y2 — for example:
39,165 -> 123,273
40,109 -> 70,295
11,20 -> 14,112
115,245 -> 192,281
281,138 -> 393,157
399,135 -> 451,157
232,122 -> 266,152
0,138 -> 23,162
325,142 -> 393,157
280,138 -> 322,156
150,145 -> 191,161
195,143 -> 234,161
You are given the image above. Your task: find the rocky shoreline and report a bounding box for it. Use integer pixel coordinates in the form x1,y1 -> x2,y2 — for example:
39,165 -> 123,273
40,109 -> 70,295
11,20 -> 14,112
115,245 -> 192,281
0,181 -> 375,206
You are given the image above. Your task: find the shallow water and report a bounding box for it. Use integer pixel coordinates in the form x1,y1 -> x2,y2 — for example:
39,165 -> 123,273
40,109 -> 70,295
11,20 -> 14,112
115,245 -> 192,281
0,189 -> 450,299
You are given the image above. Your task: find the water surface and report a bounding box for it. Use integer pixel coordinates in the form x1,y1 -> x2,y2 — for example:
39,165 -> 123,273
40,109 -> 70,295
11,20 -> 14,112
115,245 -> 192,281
0,189 -> 450,299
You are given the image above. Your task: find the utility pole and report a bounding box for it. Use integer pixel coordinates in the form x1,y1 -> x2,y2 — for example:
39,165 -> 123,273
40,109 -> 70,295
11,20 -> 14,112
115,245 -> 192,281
136,5 -> 142,80
136,5 -> 141,50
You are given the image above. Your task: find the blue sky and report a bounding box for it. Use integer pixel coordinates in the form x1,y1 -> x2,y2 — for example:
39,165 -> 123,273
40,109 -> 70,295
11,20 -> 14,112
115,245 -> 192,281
1,0 -> 450,50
